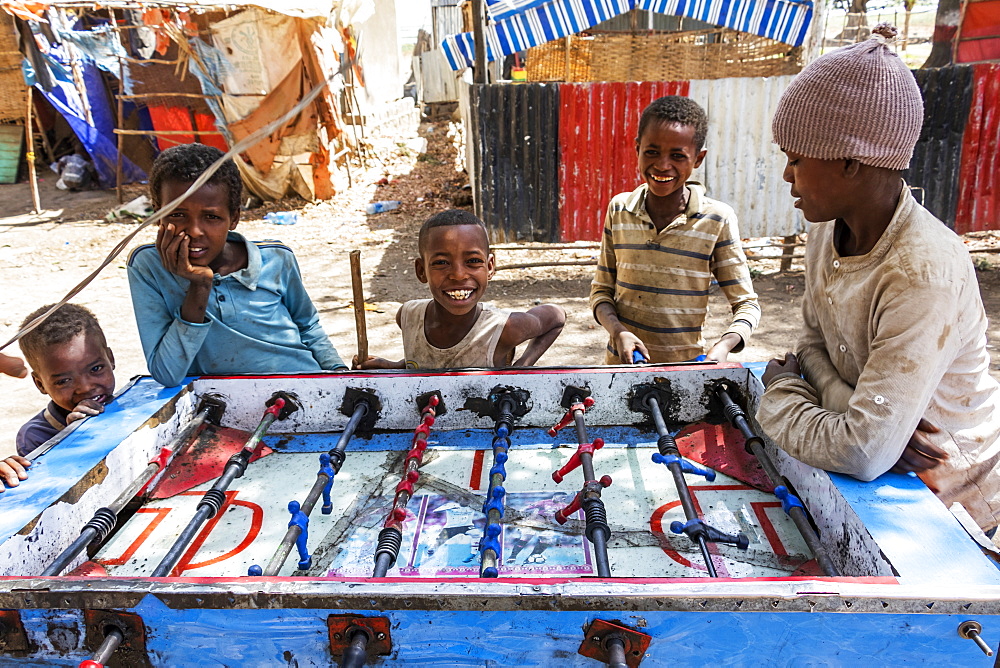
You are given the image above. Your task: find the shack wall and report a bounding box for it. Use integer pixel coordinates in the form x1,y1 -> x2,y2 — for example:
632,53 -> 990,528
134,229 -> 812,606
467,65 -> 1000,241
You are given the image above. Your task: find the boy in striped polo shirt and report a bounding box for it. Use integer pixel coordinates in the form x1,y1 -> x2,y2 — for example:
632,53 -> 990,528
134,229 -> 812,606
590,96 -> 760,364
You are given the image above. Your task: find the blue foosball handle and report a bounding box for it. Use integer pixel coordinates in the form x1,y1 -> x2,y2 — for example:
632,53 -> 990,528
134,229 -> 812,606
632,350 -> 648,364
652,453 -> 717,481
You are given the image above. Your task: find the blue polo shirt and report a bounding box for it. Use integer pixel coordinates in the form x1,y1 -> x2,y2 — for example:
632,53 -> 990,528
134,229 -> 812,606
127,232 -> 346,387
15,400 -> 70,457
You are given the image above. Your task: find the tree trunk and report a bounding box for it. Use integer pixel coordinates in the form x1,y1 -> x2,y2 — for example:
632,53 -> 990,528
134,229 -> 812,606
902,6 -> 912,51
923,0 -> 962,67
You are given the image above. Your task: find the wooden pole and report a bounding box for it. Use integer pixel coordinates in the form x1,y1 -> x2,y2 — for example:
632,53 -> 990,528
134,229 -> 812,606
779,234 -> 798,272
349,250 -> 369,366
116,59 -> 125,204
472,0 -> 487,84
25,88 -> 40,215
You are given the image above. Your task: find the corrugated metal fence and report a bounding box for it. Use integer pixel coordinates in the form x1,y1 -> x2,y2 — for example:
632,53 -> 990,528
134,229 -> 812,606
956,63 -> 1000,233
472,83 -> 561,242
467,64 -> 1000,241
558,81 -> 689,241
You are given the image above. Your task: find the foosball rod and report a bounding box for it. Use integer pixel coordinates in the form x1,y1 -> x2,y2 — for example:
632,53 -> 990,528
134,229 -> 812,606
43,398 -> 224,576
551,390 -> 612,577
479,392 -> 515,578
373,394 -> 440,577
152,392 -> 299,577
644,393 -> 721,576
255,397 -> 371,576
714,385 -> 841,577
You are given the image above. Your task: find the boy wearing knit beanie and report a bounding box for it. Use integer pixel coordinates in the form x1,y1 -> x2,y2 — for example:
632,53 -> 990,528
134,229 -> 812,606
757,24 -> 1000,535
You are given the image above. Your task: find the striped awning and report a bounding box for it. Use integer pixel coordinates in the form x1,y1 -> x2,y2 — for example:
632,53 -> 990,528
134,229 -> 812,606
441,0 -> 812,70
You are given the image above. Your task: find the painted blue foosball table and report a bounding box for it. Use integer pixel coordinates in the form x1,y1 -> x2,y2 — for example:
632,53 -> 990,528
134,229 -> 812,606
1,362 -> 999,667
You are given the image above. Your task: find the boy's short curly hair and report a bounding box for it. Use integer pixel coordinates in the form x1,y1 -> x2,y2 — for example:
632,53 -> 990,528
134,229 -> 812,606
638,96 -> 709,151
149,143 -> 242,215
18,303 -> 107,369
418,209 -> 489,255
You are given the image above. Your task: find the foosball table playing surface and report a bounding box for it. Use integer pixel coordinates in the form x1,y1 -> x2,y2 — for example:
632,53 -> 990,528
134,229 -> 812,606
2,363 -> 1000,667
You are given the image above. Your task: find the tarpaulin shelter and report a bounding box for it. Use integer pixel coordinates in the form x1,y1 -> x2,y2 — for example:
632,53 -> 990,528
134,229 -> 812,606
441,0 -> 813,70
956,0 -> 1000,62
0,0 -> 384,201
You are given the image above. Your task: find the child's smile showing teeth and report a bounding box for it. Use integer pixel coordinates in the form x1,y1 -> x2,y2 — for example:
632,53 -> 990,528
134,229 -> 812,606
650,174 -> 675,183
445,289 -> 474,301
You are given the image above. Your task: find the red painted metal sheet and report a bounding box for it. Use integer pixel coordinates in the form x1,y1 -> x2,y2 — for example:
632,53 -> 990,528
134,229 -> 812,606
150,425 -> 273,499
956,63 -> 1000,234
558,81 -> 690,242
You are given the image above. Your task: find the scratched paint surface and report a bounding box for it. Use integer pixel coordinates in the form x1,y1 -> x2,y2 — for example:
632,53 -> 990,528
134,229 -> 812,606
96,427 -> 808,578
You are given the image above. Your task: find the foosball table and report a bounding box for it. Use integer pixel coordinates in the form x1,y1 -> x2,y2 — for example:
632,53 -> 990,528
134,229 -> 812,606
1,363 -> 999,666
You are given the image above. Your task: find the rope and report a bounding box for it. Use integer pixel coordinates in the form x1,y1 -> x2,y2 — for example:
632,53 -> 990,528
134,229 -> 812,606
0,73 -> 336,354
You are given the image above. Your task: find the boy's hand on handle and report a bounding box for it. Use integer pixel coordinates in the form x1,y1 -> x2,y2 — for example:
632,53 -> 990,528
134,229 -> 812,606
762,352 -> 800,386
890,419 -> 947,474
0,352 -> 27,378
615,330 -> 648,364
353,355 -> 405,370
157,223 -> 214,285
66,398 -> 106,425
0,456 -> 30,488
705,333 -> 743,364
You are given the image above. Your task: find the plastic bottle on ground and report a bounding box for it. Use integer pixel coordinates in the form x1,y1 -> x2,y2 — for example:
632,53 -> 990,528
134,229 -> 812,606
366,200 -> 401,215
264,211 -> 298,225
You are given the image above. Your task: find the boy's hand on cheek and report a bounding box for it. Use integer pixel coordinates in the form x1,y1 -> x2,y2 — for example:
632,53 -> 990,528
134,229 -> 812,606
157,223 -> 214,285
66,398 -> 106,425
0,456 -> 30,488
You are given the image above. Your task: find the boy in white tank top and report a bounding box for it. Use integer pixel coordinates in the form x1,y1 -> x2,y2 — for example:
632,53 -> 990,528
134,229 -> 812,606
358,210 -> 565,370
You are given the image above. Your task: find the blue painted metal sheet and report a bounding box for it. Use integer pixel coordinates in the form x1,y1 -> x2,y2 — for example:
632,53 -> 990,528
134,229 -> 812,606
0,377 -> 188,543
5,603 -> 1000,665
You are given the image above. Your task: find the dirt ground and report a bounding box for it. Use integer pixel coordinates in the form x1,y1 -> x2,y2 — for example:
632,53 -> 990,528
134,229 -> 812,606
3,121 -> 1000,459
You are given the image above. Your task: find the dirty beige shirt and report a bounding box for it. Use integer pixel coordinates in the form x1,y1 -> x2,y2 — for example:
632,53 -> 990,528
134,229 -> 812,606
400,299 -> 510,369
757,186 -> 1000,531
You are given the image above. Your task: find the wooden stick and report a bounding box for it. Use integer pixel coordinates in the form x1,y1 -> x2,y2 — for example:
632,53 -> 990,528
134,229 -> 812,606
25,87 -> 40,215
349,250 -> 368,365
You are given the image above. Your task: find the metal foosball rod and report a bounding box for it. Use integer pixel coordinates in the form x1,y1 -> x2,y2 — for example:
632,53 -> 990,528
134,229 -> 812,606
640,390 -> 748,577
549,387 -> 613,577
78,625 -> 124,668
373,393 -> 441,577
43,396 -> 226,577
714,384 -> 841,577
478,388 -> 528,577
250,391 -> 378,576
151,392 -> 300,577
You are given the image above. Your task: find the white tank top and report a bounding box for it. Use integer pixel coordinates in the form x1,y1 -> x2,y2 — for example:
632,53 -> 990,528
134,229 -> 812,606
399,299 -> 510,369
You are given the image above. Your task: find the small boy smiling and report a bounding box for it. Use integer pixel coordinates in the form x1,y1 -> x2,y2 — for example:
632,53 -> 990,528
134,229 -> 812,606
2,304 -> 116,490
590,96 -> 760,364
360,210 -> 565,369
128,144 -> 345,387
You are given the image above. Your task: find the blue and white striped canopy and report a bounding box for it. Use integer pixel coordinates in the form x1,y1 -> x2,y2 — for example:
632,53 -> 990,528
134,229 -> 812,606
441,0 -> 812,70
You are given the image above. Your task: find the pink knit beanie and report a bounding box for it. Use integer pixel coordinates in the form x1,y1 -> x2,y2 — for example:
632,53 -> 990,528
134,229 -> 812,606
772,23 -> 924,171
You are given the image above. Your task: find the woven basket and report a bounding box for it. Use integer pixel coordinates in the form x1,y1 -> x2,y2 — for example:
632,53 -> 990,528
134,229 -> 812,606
527,28 -> 802,82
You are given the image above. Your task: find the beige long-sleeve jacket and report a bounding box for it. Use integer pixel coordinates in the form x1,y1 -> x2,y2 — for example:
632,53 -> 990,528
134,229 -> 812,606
757,187 -> 1000,531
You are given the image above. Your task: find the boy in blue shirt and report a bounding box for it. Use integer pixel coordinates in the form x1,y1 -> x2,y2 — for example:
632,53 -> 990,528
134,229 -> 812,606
3,304 -> 116,490
128,144 -> 345,387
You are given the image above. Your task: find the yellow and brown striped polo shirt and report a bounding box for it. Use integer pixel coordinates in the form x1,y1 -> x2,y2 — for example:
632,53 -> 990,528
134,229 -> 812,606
589,182 -> 761,364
